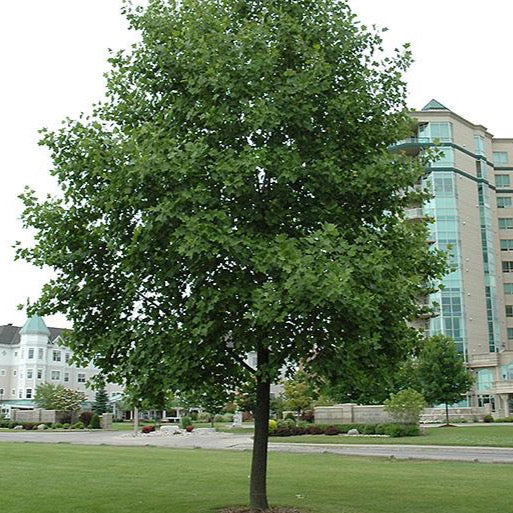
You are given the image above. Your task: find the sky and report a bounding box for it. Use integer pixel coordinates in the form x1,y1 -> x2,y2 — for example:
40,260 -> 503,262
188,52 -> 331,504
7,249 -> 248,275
1,0 -> 513,328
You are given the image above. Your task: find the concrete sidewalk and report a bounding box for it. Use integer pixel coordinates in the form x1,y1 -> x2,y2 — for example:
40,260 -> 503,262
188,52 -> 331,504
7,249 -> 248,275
2,429 -> 513,463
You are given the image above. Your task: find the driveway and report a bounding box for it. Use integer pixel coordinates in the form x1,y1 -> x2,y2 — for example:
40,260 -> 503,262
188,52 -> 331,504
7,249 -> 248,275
2,429 -> 513,463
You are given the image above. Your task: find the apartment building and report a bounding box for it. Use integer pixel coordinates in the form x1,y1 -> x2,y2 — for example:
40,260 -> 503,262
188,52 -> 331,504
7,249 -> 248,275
0,315 -> 122,415
395,99 -> 513,417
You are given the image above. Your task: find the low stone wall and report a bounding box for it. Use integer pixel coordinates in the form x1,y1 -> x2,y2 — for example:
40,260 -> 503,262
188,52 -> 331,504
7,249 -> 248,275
11,409 -> 68,424
100,413 -> 113,429
315,403 -> 491,424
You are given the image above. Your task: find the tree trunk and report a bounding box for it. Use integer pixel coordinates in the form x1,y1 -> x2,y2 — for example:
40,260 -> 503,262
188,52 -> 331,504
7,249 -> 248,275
445,402 -> 449,426
249,345 -> 270,511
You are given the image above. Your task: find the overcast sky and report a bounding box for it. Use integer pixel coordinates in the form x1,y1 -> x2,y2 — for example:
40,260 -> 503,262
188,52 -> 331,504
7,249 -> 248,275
2,0 -> 513,328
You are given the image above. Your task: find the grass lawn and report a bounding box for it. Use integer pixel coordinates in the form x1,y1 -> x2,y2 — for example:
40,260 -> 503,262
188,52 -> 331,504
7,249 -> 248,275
1,443 -> 512,513
270,425 -> 513,447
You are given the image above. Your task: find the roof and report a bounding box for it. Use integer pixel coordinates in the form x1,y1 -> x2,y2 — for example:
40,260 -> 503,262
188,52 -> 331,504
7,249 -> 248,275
20,315 -> 50,336
421,99 -> 449,111
0,322 -> 66,346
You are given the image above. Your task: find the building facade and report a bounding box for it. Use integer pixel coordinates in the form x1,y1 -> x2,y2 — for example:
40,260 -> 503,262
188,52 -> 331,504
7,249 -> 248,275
396,100 -> 513,417
0,316 -> 122,416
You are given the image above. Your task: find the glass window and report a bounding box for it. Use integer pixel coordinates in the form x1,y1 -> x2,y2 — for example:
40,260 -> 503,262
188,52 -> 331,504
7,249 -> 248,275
499,218 -> 513,229
77,373 -> 86,383
503,261 -> 513,272
26,369 -> 33,379
507,306 -> 513,317
474,135 -> 486,156
26,389 -> 32,399
38,348 -> 44,360
28,348 -> 34,359
65,353 -> 71,363
18,390 -> 22,399
508,328 -> 513,341
494,151 -> 509,165
64,373 -> 70,383
498,197 -> 513,208
51,371 -> 60,381
501,240 -> 513,251
37,369 -> 43,379
496,175 -> 511,187
476,369 -> 494,391
52,351 -> 61,362
431,148 -> 454,167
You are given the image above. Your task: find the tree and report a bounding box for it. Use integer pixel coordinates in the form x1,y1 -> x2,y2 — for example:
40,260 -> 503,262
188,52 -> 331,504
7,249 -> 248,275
282,371 -> 317,418
417,335 -> 474,426
94,386 -> 110,415
34,383 -> 85,413
384,388 -> 426,425
17,1 -> 447,510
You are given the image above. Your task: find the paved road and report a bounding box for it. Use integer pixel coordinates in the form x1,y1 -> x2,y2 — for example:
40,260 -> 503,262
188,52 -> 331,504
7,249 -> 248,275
2,430 -> 513,463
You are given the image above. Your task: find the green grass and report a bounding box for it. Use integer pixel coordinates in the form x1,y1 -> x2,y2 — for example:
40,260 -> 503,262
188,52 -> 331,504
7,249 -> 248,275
270,425 -> 513,447
1,442 -> 512,513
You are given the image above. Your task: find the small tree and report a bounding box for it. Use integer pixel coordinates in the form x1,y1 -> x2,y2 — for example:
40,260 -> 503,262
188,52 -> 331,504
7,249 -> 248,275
384,388 -> 426,425
89,413 -> 101,429
34,383 -> 85,413
282,371 -> 317,419
417,335 -> 474,426
94,386 -> 110,415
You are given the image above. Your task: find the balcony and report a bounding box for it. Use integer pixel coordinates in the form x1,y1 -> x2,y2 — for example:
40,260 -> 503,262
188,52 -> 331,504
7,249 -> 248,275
493,380 -> 513,394
468,353 -> 500,368
390,136 -> 452,156
404,207 -> 426,221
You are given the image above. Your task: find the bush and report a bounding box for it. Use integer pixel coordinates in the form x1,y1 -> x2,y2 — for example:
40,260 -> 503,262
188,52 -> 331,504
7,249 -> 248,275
275,426 -> 293,436
284,412 -> 296,422
324,425 -> 340,436
483,414 -> 494,423
180,416 -> 192,429
79,411 -> 95,427
363,424 -> 376,435
335,423 -> 365,434
185,425 -> 194,432
301,410 -> 315,423
268,419 -> 277,434
198,412 -> 211,423
374,424 -> 386,435
494,416 -> 513,423
384,389 -> 426,425
22,422 -> 39,430
72,421 -> 85,429
142,425 -> 155,433
89,414 -> 101,429
53,423 -> 63,429
307,424 -> 324,435
190,411 -> 198,421
276,419 -> 296,430
62,423 -> 70,429
383,423 -> 420,437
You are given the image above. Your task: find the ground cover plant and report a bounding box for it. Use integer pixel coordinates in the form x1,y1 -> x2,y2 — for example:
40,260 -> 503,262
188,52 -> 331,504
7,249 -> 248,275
269,425 -> 513,447
1,443 -> 513,513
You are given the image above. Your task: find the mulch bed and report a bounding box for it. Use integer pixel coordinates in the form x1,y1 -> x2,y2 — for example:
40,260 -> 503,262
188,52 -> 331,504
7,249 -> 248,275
220,508 -> 306,513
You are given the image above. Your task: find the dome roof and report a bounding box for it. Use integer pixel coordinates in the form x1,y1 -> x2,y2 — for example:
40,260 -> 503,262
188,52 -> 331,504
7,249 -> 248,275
19,315 -> 51,336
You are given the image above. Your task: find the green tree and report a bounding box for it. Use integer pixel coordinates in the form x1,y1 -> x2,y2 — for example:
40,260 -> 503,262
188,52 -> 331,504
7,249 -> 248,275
17,1 -> 447,509
93,386 -> 110,415
384,388 -> 426,425
282,371 -> 317,418
417,334 -> 474,426
34,383 -> 85,412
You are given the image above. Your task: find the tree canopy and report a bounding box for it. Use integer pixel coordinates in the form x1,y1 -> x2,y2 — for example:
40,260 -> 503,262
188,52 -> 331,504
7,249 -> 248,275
18,0 -> 447,509
34,383 -> 86,413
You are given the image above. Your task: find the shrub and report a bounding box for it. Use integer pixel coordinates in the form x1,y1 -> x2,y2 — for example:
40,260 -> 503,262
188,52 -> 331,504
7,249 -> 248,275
275,426 -> 293,436
483,414 -> 494,423
53,423 -> 63,429
335,423 -> 365,434
383,423 -> 420,437
198,412 -> 211,423
72,421 -> 85,429
185,425 -> 194,432
89,414 -> 101,429
324,425 -> 340,436
307,424 -> 324,435
374,424 -> 386,435
268,419 -> 277,434
180,416 -> 192,429
142,425 -> 155,434
384,389 -> 426,425
284,412 -> 296,422
494,416 -> 513,423
190,411 -> 198,421
22,422 -> 39,430
79,411 -> 95,427
301,410 -> 315,423
276,419 -> 296,430
363,424 -> 376,435
62,423 -> 70,429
